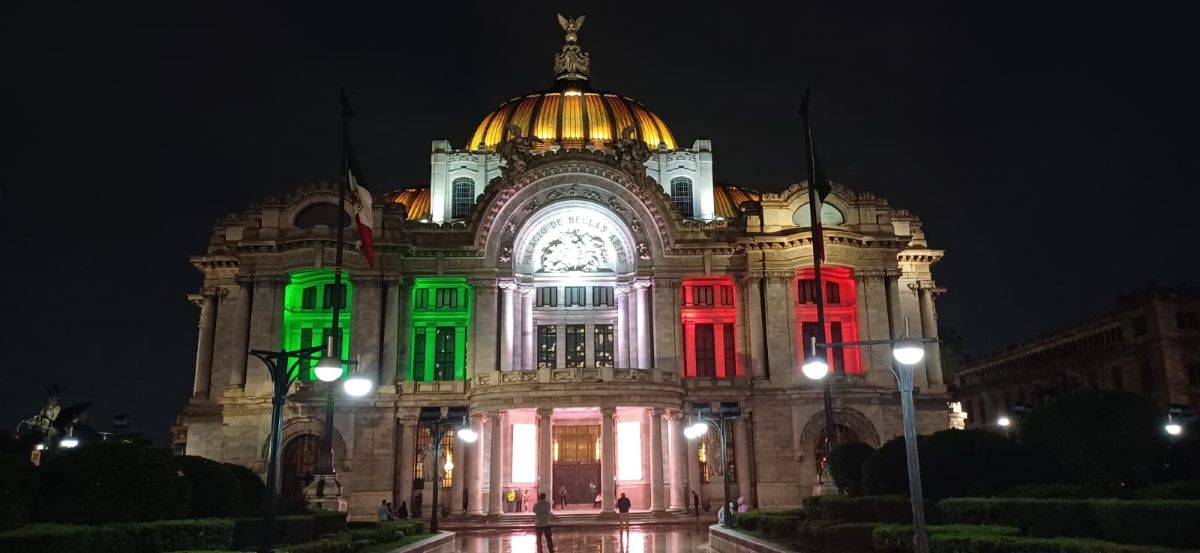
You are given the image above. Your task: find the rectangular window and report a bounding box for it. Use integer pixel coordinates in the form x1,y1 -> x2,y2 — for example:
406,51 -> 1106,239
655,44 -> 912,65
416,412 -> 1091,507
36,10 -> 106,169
323,283 -> 347,309
537,325 -> 557,368
826,282 -> 841,304
593,286 -> 615,307
302,287 -> 317,310
299,328 -> 314,373
439,431 -> 455,489
565,286 -> 587,307
617,421 -> 642,481
695,323 -> 716,377
413,328 -> 427,381
720,285 -> 734,306
434,327 -> 456,381
511,424 -> 537,483
801,322 -> 820,354
414,426 -> 432,485
536,287 -> 558,307
435,288 -> 457,308
595,324 -> 615,368
693,285 -> 714,306
565,325 -> 586,368
414,288 -> 429,309
798,280 -> 819,304
698,441 -> 710,483
830,322 -> 845,373
723,324 -> 736,376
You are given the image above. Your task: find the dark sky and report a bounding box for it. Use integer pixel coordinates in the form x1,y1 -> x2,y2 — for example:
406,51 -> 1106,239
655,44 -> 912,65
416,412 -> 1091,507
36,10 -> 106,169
3,1 -> 1198,443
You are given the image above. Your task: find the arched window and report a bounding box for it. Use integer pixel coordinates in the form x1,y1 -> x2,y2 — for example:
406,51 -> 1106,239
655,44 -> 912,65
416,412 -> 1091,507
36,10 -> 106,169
671,177 -> 694,218
451,177 -> 475,219
793,202 -> 845,226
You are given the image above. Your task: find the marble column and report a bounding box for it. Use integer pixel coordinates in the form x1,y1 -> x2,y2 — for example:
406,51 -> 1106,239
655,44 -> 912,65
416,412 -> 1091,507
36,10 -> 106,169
734,416 -> 753,505
398,416 -> 418,506
649,408 -> 666,512
468,412 -> 486,515
746,276 -> 767,380
192,290 -> 219,397
537,408 -> 553,497
667,411 -> 687,511
381,279 -> 400,386
615,285 -> 630,368
520,287 -> 535,370
636,281 -> 653,368
499,282 -> 515,371
228,278 -> 252,390
488,411 -> 504,515
918,284 -> 944,387
600,406 -> 616,513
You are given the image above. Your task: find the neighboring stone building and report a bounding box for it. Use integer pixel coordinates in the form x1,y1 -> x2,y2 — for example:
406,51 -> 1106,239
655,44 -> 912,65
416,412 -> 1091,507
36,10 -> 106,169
175,17 -> 953,520
955,286 -> 1200,428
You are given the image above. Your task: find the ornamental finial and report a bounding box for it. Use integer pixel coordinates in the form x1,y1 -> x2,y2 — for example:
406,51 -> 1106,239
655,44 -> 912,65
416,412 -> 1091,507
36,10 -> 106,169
554,14 -> 590,82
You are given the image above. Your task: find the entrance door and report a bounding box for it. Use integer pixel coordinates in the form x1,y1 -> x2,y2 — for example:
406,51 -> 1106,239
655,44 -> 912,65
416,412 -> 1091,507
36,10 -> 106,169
551,425 -> 601,506
281,434 -> 321,500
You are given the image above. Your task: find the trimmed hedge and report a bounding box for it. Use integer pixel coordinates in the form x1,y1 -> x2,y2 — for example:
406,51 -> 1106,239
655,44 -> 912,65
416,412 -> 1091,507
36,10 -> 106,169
222,462 -> 264,516
804,495 -> 930,524
0,518 -> 234,553
1001,483 -> 1127,499
873,524 -> 1020,553
280,534 -> 355,553
174,456 -> 241,518
862,437 -> 909,496
734,510 -> 805,540
38,442 -> 190,524
1134,479 -> 1200,500
937,497 -> 1200,548
232,515 -> 316,549
828,442 -> 875,496
0,453 -> 39,530
311,510 -> 348,536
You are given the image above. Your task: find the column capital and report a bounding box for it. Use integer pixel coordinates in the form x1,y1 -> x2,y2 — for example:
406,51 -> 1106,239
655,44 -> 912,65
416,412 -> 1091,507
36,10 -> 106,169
517,285 -> 536,297
764,270 -> 795,283
664,409 -> 685,421
600,406 -> 617,416
498,280 -> 519,291
651,277 -> 681,288
633,279 -> 653,290
650,407 -> 665,417
536,407 -> 553,419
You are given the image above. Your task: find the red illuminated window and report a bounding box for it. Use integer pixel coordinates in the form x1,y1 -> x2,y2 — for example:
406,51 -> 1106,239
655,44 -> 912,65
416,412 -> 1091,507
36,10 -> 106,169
795,267 -> 861,375
681,276 -> 741,378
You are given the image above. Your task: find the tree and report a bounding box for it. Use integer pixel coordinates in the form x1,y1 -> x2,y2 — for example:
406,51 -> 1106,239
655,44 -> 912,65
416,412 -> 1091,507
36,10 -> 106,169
39,442 -> 189,523
918,429 -> 1027,498
1020,390 -> 1167,486
175,455 -> 241,517
862,436 -> 910,496
828,442 -> 875,496
224,462 -> 266,516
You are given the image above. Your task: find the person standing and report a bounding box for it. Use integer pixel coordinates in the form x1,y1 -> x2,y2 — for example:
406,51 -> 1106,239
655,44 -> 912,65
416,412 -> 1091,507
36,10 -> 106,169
533,492 -> 555,553
692,491 -> 700,517
558,484 -> 569,509
413,491 -> 424,519
378,500 -> 393,521
397,501 -> 409,519
616,493 -> 632,530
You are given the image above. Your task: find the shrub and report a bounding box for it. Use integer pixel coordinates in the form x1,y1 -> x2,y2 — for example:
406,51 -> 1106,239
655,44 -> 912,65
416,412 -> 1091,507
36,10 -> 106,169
827,442 -> 874,496
1001,483 -> 1128,499
38,442 -> 189,524
937,497 -> 1095,538
1020,391 -> 1167,486
223,463 -> 265,516
918,429 -> 1027,499
280,534 -> 355,553
174,456 -> 241,518
872,524 -> 1183,553
1134,479 -> 1200,499
807,522 -> 876,553
0,453 -> 39,530
804,495 -> 924,524
382,519 -> 424,536
0,519 -> 234,553
1090,499 -> 1200,548
733,510 -> 805,540
232,515 -> 316,549
862,436 -> 909,496
872,524 -> 1021,553
311,510 -> 348,536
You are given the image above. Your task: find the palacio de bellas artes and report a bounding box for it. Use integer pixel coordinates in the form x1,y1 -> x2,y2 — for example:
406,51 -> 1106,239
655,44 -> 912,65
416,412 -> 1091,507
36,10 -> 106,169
175,15 -> 953,521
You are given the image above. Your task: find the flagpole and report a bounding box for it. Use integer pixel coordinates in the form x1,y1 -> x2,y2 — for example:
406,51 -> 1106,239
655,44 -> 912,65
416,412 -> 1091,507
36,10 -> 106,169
800,89 -> 839,480
318,90 -> 351,477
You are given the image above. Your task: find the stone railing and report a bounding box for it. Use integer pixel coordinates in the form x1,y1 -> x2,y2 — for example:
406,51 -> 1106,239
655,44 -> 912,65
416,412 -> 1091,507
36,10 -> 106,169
472,367 -> 681,388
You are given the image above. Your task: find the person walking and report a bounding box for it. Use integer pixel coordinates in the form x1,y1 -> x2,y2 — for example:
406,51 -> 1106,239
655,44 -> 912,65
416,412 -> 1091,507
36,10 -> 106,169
692,491 -> 700,517
557,485 -> 569,509
616,492 -> 632,530
533,492 -> 555,553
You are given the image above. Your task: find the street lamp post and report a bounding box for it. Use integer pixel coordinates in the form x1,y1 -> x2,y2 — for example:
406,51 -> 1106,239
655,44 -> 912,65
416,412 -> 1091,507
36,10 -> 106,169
249,345 -> 373,553
803,336 -> 936,553
418,406 -> 477,534
683,402 -> 741,527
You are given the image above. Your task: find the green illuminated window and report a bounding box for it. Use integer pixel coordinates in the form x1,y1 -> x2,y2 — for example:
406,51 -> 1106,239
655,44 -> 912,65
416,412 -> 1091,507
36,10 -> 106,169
282,269 -> 353,381
408,277 -> 471,381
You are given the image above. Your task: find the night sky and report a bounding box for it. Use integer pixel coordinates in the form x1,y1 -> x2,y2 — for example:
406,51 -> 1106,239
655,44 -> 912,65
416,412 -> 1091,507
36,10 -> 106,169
4,1 -> 1198,443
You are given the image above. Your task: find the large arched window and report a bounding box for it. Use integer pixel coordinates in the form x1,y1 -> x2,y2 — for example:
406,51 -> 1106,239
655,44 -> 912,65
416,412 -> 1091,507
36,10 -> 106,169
793,202 -> 845,226
671,177 -> 694,218
451,177 -> 475,219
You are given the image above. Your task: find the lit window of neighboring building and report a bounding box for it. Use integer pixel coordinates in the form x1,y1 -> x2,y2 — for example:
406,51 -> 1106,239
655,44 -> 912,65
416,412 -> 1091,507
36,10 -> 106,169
681,276 -> 740,378
671,177 -> 694,218
451,177 -> 474,219
794,267 -> 862,375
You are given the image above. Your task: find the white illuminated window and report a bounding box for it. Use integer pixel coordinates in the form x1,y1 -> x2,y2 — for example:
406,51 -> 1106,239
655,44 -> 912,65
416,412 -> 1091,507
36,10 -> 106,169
512,423 -> 536,483
617,420 -> 642,481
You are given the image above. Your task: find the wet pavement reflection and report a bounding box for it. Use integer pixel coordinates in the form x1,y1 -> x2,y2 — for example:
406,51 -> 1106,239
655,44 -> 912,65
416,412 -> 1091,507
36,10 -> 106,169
455,526 -> 711,553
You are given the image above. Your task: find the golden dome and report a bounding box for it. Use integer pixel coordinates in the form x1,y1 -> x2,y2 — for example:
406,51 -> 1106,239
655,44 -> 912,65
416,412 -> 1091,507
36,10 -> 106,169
468,87 -> 676,151
714,184 -> 761,219
468,14 -> 676,152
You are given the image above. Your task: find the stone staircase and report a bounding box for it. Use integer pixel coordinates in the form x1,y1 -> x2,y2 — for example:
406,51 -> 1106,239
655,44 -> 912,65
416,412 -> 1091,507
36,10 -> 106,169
428,510 -> 715,530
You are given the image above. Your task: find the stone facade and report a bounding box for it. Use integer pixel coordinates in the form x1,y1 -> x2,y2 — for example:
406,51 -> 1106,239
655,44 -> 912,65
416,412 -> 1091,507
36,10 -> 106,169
955,286 -> 1200,427
174,19 -> 953,520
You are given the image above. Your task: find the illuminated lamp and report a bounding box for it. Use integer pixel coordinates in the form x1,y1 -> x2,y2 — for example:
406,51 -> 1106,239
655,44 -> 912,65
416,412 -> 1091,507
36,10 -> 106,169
457,427 -> 479,443
1165,423 -> 1182,436
997,416 -> 1011,428
60,437 -> 79,448
343,370 -> 373,397
892,340 -> 925,366
314,356 -> 343,382
802,356 -> 829,380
